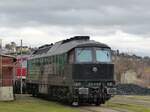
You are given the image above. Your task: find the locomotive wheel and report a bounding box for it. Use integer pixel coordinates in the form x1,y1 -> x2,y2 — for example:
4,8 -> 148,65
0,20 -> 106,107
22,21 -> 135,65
95,98 -> 101,106
101,98 -> 105,104
32,91 -> 36,97
32,85 -> 38,97
95,102 -> 100,106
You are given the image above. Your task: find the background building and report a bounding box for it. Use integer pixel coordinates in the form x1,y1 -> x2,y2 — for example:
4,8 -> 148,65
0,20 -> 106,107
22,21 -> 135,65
0,54 -> 16,101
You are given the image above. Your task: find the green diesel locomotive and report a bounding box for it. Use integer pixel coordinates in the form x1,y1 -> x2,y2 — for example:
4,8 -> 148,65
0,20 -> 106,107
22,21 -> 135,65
26,36 -> 116,106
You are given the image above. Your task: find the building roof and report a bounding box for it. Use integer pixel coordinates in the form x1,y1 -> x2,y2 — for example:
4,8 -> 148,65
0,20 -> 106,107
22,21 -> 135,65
0,54 -> 16,59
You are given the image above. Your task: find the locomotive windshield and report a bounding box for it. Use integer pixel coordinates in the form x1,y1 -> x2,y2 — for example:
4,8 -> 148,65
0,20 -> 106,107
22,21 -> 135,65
76,48 -> 92,62
96,49 -> 111,63
76,47 -> 111,63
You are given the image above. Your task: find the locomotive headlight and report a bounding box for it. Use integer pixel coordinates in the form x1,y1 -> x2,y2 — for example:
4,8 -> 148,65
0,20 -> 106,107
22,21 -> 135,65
107,82 -> 113,86
74,82 -> 81,86
107,88 -> 117,95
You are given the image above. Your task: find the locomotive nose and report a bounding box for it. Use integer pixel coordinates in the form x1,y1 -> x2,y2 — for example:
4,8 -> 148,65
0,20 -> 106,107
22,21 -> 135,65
72,64 -> 114,81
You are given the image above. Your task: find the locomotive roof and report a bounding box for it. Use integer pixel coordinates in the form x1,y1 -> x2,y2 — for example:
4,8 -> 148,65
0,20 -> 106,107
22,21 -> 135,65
32,44 -> 53,55
30,36 -> 110,59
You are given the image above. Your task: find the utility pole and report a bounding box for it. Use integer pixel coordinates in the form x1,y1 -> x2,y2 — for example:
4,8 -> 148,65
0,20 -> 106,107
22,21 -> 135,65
20,40 -> 23,94
0,53 -> 2,87
0,39 -> 2,87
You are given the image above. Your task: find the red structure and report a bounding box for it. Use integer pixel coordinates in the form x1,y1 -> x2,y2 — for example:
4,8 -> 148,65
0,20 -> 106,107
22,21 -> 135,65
16,55 -> 28,79
16,67 -> 26,78
15,55 -> 29,93
0,55 -> 17,87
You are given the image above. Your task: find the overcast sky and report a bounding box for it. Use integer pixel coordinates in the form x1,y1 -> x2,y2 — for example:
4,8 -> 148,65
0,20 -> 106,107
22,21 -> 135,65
0,0 -> 150,57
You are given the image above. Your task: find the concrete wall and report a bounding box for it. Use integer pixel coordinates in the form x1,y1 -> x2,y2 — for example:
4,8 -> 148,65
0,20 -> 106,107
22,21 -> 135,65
0,86 -> 14,101
121,70 -> 137,84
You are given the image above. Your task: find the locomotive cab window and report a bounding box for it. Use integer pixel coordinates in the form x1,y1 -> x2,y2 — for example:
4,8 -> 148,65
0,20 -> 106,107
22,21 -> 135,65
76,48 -> 93,63
96,48 -> 111,63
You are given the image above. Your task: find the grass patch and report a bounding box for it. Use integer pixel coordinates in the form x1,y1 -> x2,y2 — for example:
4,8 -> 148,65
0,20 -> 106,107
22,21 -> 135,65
0,96 -> 79,112
106,102 -> 150,112
127,95 -> 150,101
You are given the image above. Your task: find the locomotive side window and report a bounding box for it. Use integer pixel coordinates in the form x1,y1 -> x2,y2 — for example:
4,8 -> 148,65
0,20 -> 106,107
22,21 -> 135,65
96,49 -> 111,63
76,48 -> 92,63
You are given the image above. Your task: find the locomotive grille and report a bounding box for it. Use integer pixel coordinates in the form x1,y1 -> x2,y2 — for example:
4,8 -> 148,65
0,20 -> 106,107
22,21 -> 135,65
79,88 -> 89,95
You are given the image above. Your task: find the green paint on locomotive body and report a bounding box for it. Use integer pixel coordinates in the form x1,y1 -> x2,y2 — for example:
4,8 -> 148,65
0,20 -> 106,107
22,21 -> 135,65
27,53 -> 67,82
